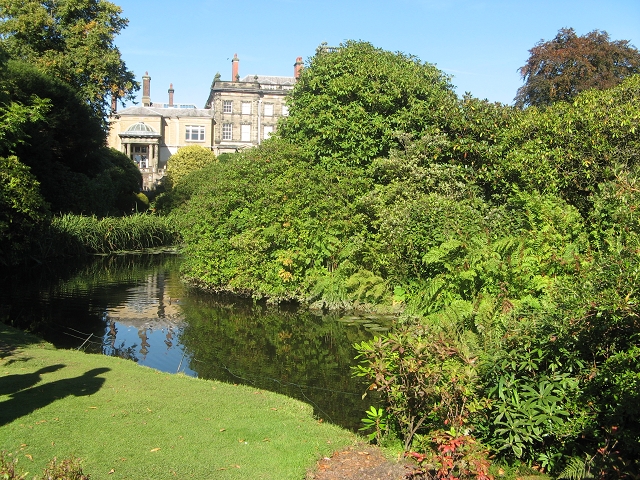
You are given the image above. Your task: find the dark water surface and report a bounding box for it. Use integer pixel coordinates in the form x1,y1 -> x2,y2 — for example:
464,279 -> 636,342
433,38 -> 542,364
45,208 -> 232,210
0,254 -> 390,431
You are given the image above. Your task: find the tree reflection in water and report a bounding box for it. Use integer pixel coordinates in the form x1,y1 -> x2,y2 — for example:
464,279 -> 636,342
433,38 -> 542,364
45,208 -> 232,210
0,253 -> 391,432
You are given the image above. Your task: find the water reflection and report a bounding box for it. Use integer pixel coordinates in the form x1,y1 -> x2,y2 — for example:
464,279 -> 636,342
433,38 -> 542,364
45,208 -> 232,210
0,254 -> 390,431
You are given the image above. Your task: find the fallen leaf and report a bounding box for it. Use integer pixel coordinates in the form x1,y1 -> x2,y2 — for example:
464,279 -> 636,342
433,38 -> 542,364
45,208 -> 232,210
150,448 -> 161,452
219,429 -> 226,432
108,469 -> 115,474
89,406 -> 97,409
25,454 -> 33,461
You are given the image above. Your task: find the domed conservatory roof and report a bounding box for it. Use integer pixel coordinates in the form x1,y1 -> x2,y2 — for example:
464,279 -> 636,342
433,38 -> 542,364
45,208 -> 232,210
120,122 -> 160,137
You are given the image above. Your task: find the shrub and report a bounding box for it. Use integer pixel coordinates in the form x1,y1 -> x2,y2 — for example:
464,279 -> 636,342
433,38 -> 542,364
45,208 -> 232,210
165,145 -> 216,188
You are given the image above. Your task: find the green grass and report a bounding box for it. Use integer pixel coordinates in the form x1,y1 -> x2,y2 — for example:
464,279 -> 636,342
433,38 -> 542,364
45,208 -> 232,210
0,325 -> 357,479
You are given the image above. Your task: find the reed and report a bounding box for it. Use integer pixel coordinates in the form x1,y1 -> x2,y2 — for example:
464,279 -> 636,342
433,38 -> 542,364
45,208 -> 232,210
40,213 -> 180,257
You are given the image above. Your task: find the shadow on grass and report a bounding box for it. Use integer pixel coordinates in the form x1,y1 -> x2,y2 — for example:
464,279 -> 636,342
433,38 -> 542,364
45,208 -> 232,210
0,364 -> 65,396
0,367 -> 110,426
0,324 -> 47,354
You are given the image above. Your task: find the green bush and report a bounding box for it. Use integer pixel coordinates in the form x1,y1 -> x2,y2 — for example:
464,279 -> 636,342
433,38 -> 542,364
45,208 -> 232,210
165,145 -> 216,189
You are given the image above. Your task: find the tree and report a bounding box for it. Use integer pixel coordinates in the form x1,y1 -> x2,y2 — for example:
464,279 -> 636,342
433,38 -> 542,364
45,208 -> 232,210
0,155 -> 50,263
0,0 -> 139,121
0,60 -> 141,215
515,28 -> 640,108
165,145 -> 216,189
277,41 -> 459,167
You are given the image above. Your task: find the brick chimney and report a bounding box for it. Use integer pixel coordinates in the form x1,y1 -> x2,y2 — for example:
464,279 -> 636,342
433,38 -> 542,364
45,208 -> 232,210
294,56 -> 303,79
142,71 -> 151,106
111,93 -> 118,114
232,53 -> 239,82
168,83 -> 174,107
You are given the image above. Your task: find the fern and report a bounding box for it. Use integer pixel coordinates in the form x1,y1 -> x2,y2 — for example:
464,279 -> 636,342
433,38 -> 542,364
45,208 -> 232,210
557,455 -> 594,480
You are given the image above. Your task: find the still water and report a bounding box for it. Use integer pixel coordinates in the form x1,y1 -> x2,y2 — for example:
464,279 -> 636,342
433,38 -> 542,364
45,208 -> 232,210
0,254 -> 391,431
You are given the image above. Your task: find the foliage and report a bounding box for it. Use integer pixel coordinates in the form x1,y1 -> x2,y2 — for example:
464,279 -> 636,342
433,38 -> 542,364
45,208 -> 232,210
277,40 -> 459,167
0,94 -> 50,154
0,451 -> 23,480
487,75 -> 640,213
360,406 -> 389,444
515,28 -> 640,108
407,431 -> 493,480
149,39 -> 640,475
43,213 -> 180,256
165,145 -> 216,189
0,0 -> 138,121
40,457 -> 89,480
354,325 -> 483,451
0,452 -> 89,480
162,138 -> 373,302
0,156 -> 50,263
0,61 -> 141,215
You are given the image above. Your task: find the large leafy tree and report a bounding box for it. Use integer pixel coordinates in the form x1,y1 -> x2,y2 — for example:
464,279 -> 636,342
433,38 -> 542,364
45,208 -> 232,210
515,28 -> 640,108
0,0 -> 138,121
0,60 -> 141,215
277,41 -> 459,167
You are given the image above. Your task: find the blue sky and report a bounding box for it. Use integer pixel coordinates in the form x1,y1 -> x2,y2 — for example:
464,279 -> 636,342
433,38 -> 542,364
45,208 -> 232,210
114,0 -> 640,108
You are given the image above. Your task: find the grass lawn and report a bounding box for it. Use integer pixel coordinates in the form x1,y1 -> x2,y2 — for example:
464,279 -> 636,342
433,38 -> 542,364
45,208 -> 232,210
0,325 -> 358,479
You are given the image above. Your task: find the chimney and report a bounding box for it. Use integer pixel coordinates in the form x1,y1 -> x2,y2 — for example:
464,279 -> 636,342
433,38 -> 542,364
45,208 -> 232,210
294,56 -> 303,79
232,53 -> 239,82
111,92 -> 118,114
142,71 -> 151,106
168,83 -> 174,107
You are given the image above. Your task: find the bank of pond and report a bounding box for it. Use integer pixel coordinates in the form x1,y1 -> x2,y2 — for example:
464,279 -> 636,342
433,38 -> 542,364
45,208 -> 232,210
0,253 -> 392,432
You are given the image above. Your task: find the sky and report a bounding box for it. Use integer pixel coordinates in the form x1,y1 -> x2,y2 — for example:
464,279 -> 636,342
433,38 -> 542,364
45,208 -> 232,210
114,0 -> 640,108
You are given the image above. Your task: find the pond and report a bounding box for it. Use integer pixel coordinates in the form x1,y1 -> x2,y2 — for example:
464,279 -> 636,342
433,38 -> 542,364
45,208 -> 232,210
0,254 -> 392,432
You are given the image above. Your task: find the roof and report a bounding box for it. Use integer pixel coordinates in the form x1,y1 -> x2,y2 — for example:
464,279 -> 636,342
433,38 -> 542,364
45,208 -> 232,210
116,105 -> 214,118
120,121 -> 161,137
240,75 -> 296,86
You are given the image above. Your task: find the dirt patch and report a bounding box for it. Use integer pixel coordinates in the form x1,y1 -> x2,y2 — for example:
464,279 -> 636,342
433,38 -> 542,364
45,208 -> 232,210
308,444 -> 417,480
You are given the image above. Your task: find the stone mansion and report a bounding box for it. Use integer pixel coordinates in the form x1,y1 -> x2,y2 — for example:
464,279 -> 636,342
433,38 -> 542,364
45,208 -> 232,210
107,54 -> 303,189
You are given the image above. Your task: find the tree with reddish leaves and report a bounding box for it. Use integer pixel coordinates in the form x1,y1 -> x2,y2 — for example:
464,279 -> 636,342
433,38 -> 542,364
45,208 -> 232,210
515,28 -> 640,108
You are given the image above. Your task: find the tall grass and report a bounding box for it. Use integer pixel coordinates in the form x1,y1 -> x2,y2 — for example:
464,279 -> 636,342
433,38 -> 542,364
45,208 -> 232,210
36,213 -> 181,258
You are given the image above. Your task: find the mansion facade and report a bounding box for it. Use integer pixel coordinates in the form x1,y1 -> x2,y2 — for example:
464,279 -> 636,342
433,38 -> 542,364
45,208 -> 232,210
108,55 -> 302,190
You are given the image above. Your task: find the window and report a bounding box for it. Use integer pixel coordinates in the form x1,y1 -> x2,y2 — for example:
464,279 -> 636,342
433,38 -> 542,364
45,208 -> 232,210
263,125 -> 274,139
222,123 -> 232,141
132,146 -> 148,169
241,102 -> 252,115
281,104 -> 289,116
185,125 -> 205,142
264,104 -> 273,117
241,124 -> 251,142
223,100 -> 232,113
